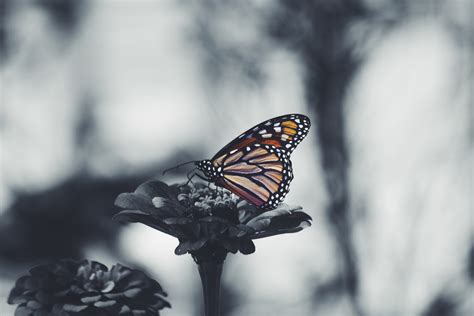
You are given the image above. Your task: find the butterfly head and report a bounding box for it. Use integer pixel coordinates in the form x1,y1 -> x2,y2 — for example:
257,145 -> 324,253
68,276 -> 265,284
195,160 -> 222,181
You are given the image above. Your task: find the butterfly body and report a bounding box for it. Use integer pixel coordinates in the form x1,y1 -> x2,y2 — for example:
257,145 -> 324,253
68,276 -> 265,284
195,114 -> 310,209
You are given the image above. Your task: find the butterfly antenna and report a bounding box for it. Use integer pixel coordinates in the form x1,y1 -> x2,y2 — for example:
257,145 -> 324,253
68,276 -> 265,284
162,160 -> 196,175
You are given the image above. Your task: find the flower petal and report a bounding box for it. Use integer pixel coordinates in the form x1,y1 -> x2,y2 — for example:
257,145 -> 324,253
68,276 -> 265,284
246,204 -> 303,230
113,210 -> 179,238
219,239 -> 239,253
163,217 -> 194,225
174,238 -> 208,255
94,300 -> 117,308
135,180 -> 179,200
198,216 -> 231,224
152,197 -> 186,215
239,239 -> 256,255
62,303 -> 89,312
81,294 -> 102,304
123,288 -> 142,298
228,225 -> 255,237
249,211 -> 312,239
114,193 -> 155,211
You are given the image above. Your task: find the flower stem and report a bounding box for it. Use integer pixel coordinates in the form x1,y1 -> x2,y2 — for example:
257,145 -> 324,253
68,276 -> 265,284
197,261 -> 223,316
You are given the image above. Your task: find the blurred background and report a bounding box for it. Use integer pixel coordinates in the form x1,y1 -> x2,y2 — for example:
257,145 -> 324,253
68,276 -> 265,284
0,0 -> 472,315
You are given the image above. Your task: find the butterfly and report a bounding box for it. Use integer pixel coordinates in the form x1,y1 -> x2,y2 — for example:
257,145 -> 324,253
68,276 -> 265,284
194,114 -> 311,209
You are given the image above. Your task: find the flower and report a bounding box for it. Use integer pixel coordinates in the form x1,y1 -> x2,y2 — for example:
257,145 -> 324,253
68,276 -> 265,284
8,259 -> 170,316
113,180 -> 312,263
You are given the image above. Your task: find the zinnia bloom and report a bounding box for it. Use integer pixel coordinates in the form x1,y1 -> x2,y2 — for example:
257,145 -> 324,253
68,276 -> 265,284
8,259 -> 170,316
114,180 -> 311,316
113,180 -> 312,263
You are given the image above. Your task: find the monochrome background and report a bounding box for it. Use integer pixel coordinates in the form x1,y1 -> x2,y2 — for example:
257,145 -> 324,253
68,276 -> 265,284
0,0 -> 472,315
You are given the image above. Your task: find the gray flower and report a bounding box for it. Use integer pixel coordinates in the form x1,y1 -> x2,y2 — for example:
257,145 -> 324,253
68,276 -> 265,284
114,180 -> 312,263
8,259 -> 170,315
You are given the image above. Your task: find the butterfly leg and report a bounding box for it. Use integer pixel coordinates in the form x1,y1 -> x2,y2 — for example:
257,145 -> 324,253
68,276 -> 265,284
186,170 -> 196,185
194,173 -> 210,183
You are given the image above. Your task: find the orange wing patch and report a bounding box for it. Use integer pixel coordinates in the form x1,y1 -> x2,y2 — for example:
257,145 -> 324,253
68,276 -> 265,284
261,139 -> 282,147
233,137 -> 256,150
281,120 -> 298,129
283,127 -> 297,136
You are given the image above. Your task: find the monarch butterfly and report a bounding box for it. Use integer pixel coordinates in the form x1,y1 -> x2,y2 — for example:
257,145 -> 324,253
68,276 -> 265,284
165,114 -> 311,209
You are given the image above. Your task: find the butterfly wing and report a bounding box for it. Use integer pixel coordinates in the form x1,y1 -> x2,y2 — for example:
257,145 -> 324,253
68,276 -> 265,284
211,114 -> 310,167
215,144 -> 293,209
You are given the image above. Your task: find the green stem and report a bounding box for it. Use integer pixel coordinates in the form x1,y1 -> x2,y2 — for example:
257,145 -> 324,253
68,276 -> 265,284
197,261 -> 223,316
